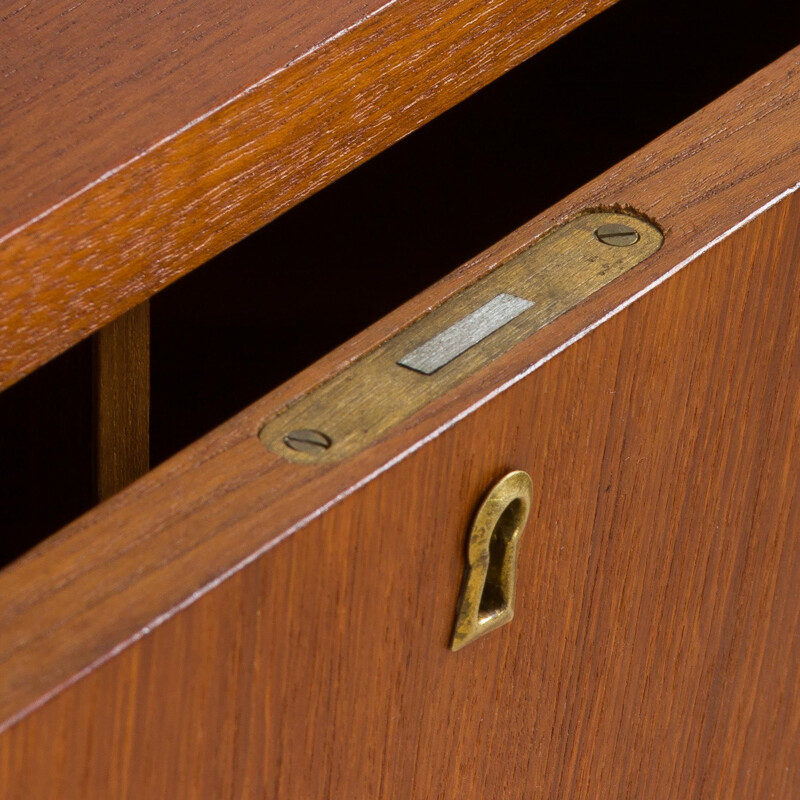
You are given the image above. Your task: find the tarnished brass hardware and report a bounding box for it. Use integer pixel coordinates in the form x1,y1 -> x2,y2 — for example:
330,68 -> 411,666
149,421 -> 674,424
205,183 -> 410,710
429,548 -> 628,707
451,470 -> 533,651
259,211 -> 663,463
283,429 -> 332,454
594,222 -> 640,247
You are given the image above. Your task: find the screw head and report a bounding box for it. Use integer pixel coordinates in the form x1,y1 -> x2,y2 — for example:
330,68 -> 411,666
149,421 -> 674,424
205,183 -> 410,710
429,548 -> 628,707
594,223 -> 640,247
283,428 -> 332,454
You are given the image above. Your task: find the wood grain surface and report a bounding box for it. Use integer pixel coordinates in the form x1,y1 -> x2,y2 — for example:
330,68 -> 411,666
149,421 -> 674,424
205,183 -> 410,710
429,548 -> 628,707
2,113 -> 799,800
0,44 -> 798,797
0,0 -> 617,393
93,302 -> 150,502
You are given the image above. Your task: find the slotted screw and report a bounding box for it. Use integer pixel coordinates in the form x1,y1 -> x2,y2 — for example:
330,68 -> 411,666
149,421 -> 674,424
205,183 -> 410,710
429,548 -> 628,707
283,429 -> 332,454
594,223 -> 640,247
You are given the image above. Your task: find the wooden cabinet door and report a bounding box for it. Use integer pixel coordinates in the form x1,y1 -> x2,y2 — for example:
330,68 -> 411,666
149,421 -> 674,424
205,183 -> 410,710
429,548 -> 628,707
1,44 -> 799,800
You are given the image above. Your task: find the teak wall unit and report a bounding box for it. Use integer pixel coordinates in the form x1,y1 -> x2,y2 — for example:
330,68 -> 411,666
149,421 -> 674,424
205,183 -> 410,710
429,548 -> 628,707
1,0 -> 800,796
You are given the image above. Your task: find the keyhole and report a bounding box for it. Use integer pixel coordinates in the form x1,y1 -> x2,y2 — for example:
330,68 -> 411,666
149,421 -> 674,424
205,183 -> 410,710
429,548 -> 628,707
451,471 -> 532,651
479,498 -> 525,621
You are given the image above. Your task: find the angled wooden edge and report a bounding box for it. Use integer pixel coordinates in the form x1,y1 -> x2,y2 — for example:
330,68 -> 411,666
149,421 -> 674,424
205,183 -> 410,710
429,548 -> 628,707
0,0 -> 618,393
0,46 -> 798,734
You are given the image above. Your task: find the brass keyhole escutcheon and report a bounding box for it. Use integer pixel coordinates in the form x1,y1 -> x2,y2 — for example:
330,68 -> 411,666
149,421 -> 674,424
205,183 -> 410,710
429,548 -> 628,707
450,470 -> 533,651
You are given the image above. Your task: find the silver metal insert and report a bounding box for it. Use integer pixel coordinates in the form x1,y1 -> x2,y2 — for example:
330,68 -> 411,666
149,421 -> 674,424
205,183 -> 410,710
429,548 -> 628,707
397,293 -> 534,375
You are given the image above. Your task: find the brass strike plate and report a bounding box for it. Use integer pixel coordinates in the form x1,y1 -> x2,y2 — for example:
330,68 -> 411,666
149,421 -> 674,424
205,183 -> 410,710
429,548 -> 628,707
259,211 -> 663,463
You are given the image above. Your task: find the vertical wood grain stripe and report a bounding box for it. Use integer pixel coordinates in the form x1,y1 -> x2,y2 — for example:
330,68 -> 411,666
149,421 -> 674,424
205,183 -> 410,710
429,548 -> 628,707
93,303 -> 150,502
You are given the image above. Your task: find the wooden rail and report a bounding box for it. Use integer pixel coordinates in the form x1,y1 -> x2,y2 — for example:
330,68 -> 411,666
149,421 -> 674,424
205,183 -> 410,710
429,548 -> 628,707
0,0 -> 617,391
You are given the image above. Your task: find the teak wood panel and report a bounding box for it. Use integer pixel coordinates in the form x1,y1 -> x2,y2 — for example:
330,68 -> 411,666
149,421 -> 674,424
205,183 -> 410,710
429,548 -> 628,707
0,44 -> 799,745
0,0 -> 617,393
2,166 -> 799,799
92,302 -> 151,502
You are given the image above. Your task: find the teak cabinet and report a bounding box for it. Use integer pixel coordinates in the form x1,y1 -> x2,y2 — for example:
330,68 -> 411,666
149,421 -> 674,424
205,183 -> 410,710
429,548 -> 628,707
1,0 -> 800,796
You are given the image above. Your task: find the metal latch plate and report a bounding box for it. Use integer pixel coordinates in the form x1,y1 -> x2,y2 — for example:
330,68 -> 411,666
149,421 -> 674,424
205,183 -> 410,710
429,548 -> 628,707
258,211 -> 662,463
